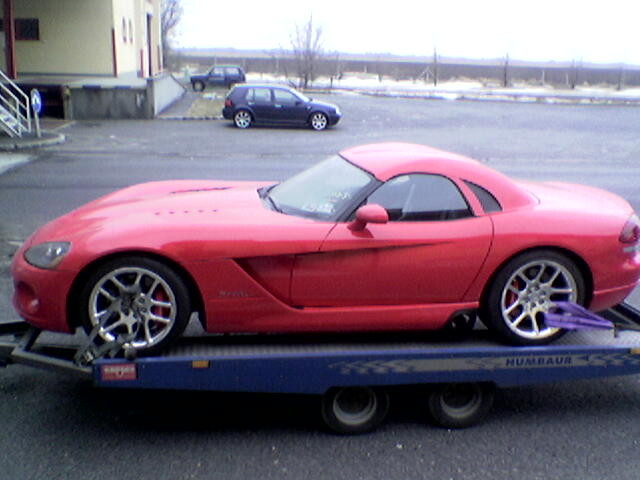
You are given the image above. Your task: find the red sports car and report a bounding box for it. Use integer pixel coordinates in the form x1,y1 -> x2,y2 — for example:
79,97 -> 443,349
11,143 -> 640,353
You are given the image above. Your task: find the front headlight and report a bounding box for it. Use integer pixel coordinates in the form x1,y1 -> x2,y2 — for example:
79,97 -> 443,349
24,242 -> 71,269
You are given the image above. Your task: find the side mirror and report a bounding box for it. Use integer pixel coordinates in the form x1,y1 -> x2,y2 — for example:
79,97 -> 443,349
348,204 -> 389,231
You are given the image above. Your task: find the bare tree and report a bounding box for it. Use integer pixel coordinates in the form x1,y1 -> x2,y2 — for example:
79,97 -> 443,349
432,47 -> 438,86
502,53 -> 510,87
161,0 -> 183,67
291,15 -> 323,89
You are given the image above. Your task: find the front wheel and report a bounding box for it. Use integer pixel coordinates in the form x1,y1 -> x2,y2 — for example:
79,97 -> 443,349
78,257 -> 192,355
192,81 -> 205,92
233,110 -> 252,129
482,250 -> 585,345
321,387 -> 389,434
309,112 -> 328,131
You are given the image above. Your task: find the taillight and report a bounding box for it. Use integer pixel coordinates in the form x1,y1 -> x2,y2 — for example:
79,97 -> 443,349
224,98 -> 233,108
620,214 -> 640,244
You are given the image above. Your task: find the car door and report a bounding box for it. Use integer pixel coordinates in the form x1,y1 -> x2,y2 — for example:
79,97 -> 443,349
246,87 -> 274,121
272,88 -> 309,124
207,67 -> 225,86
224,66 -> 242,84
290,174 -> 493,307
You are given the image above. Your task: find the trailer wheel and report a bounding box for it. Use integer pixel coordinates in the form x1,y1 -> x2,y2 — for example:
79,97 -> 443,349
321,387 -> 389,434
427,383 -> 494,428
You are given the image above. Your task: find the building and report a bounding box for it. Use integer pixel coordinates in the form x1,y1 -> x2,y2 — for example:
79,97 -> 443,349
0,0 -> 183,122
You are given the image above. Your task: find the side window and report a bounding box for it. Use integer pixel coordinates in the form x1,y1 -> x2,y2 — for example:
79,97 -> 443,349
246,88 -> 271,103
464,180 -> 502,213
212,67 -> 224,75
273,89 -> 298,105
367,174 -> 472,221
253,88 -> 272,103
225,67 -> 240,76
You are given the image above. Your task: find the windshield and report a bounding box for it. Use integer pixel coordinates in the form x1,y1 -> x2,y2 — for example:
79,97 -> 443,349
266,156 -> 375,221
294,90 -> 310,102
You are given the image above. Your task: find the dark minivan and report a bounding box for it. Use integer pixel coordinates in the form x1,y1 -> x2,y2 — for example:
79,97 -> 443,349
222,84 -> 342,131
190,65 -> 246,90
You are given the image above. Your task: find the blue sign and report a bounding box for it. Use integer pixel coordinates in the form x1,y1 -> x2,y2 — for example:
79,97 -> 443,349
30,89 -> 42,114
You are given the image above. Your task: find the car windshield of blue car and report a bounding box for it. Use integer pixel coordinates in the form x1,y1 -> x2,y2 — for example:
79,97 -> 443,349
266,156 -> 375,220
293,90 -> 310,102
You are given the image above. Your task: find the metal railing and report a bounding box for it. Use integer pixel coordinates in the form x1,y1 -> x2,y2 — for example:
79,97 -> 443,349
0,69 -> 31,138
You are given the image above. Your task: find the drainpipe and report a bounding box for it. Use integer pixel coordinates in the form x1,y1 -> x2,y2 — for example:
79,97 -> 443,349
111,28 -> 118,77
4,0 -> 16,78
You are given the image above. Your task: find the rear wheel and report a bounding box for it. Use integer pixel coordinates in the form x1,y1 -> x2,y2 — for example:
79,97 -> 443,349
321,387 -> 389,434
79,257 -> 191,355
483,250 -> 585,345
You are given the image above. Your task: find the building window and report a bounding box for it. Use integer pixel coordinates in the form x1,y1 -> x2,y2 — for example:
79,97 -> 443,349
122,18 -> 127,42
128,19 -> 133,43
16,19 -> 40,40
0,18 -> 40,40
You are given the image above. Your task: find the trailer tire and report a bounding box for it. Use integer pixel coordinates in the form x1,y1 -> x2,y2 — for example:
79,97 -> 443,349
427,382 -> 494,428
321,386 -> 389,434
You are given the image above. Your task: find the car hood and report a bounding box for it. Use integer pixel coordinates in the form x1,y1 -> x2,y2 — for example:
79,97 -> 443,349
26,180 -> 330,263
310,100 -> 339,111
40,180 -> 274,227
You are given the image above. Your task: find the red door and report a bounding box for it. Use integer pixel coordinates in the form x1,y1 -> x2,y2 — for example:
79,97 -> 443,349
291,217 -> 493,307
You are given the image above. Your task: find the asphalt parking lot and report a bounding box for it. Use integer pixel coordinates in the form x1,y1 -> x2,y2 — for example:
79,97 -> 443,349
1,93 -> 640,480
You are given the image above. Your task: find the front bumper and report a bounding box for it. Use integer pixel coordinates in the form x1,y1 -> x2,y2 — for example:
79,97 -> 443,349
11,251 -> 75,333
328,112 -> 342,126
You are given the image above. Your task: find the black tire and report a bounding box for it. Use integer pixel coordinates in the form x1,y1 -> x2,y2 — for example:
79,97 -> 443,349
78,256 -> 192,355
233,109 -> 252,129
309,112 -> 328,131
482,250 -> 585,346
321,387 -> 389,434
427,383 -> 495,429
192,81 -> 205,92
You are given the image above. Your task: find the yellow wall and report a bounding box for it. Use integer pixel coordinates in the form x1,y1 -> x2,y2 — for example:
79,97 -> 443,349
0,0 -> 162,77
5,0 -> 114,75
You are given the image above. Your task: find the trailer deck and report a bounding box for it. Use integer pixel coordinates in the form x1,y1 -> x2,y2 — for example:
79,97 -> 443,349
2,303 -> 640,432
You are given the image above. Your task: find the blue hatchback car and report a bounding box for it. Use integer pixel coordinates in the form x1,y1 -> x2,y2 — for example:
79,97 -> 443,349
222,84 -> 342,131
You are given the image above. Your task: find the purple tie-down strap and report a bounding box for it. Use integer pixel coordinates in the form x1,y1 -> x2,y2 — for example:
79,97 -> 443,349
543,302 -> 614,330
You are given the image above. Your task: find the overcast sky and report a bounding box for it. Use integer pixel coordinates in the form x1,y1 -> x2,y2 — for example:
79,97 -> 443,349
176,0 -> 640,65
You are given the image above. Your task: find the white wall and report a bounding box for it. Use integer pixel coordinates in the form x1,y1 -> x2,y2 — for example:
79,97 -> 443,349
112,0 -> 138,76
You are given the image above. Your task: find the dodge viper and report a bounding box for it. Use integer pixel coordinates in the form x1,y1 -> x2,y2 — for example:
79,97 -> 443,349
11,143 -> 640,353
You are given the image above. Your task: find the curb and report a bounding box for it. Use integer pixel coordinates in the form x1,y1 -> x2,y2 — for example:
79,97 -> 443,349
157,115 -> 222,121
0,132 -> 66,151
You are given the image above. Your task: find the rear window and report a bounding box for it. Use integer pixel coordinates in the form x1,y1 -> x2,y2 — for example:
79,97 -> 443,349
464,180 -> 502,213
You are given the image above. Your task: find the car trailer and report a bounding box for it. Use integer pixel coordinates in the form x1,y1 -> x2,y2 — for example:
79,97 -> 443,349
2,303 -> 640,434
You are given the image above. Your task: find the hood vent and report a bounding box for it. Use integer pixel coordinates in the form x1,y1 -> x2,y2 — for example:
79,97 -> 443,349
170,187 -> 231,194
